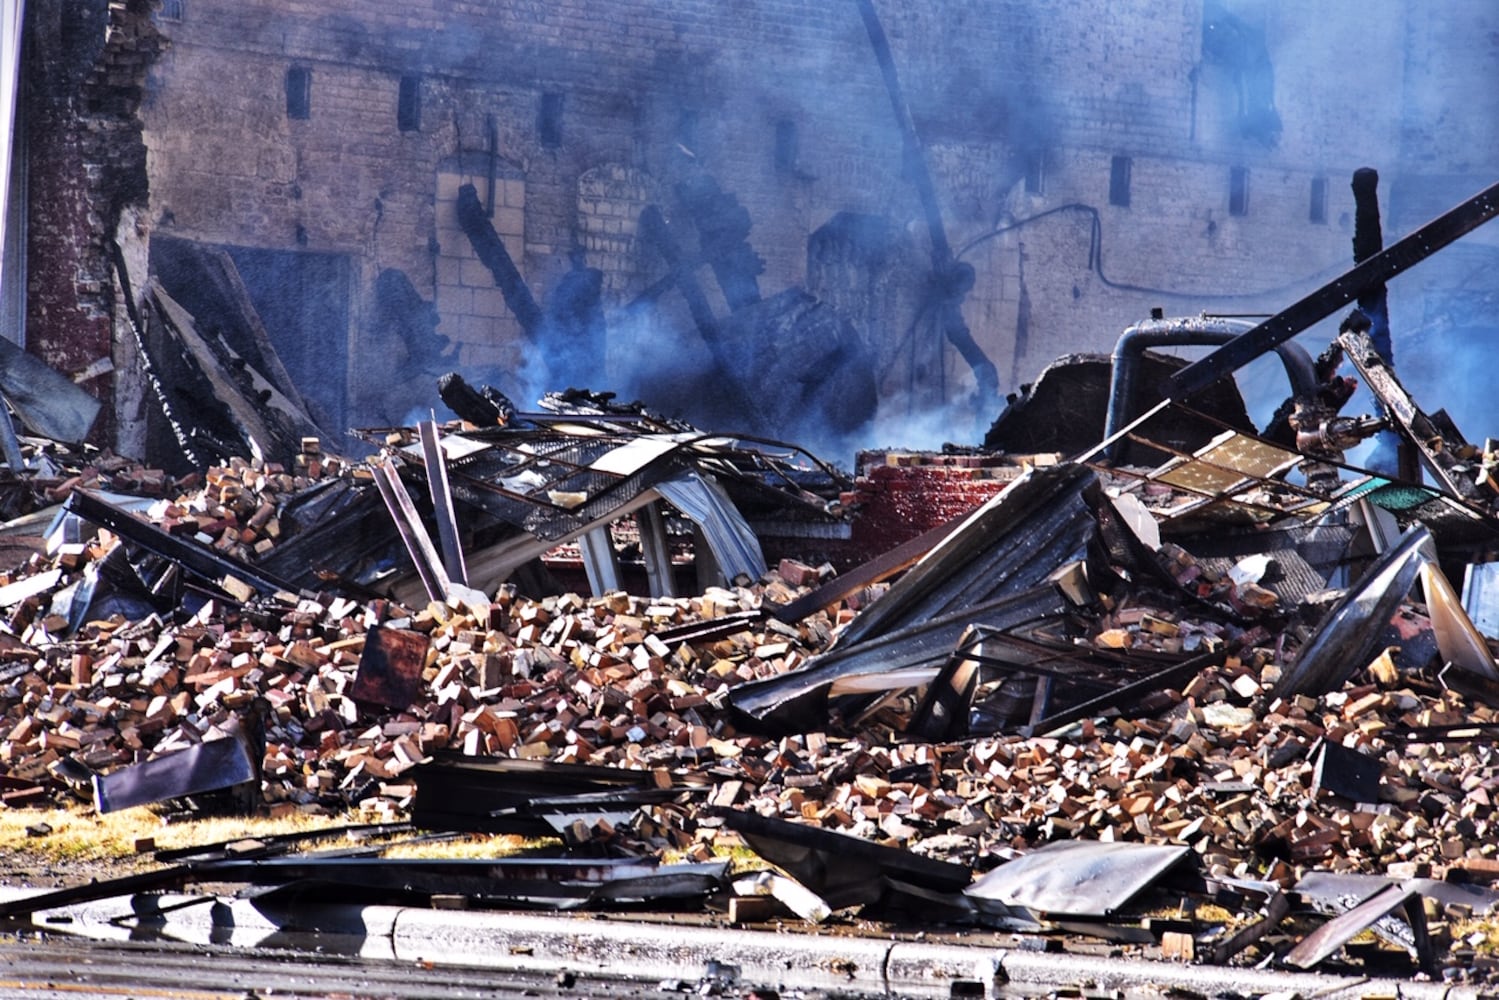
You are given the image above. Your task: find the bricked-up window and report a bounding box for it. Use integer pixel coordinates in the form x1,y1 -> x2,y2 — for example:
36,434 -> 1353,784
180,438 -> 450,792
538,92 -> 564,148
398,75 -> 421,132
774,119 -> 799,172
286,67 -> 311,120
1024,150 -> 1045,195
1109,155 -> 1132,207
1309,176 -> 1328,224
159,0 -> 185,20
1229,166 -> 1249,216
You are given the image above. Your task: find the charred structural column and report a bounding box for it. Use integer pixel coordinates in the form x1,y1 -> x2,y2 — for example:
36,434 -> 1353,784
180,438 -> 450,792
854,0 -> 1000,411
455,183 -> 543,336
1348,167 -> 1411,478
636,204 -> 765,430
1350,168 -> 1391,363
21,0 -> 165,448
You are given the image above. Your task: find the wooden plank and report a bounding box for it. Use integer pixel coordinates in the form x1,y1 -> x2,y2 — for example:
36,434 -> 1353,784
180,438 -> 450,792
766,514 -> 967,624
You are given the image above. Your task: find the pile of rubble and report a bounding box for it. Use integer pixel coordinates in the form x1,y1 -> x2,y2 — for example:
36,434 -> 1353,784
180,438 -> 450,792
0,409 -> 1497,975
9,267 -> 1499,978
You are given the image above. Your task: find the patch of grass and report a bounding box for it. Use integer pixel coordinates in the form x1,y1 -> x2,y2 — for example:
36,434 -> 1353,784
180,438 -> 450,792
1454,917 -> 1499,954
382,833 -> 544,860
0,804 -> 573,872
0,805 -> 346,867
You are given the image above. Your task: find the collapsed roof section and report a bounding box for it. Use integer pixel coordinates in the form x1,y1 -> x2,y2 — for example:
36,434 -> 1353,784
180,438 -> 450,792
351,394 -> 851,602
729,345 -> 1499,736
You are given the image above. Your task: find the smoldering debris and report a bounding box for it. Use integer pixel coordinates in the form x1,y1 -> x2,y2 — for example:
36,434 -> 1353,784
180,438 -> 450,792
7,184 -> 1499,981
0,384 -> 1497,980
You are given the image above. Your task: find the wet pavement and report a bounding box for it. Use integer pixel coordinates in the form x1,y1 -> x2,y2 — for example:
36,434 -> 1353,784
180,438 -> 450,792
1,888 -> 1484,1000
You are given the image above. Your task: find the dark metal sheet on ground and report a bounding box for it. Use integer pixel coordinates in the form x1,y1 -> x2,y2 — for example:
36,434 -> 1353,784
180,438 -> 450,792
92,735 -> 256,814
222,855 -> 730,909
1272,525 -> 1430,697
964,840 -> 1192,918
719,809 -> 971,910
1183,521 -> 1352,604
1282,882 -> 1432,973
1310,740 -> 1382,802
409,755 -> 695,835
1296,870 -> 1499,920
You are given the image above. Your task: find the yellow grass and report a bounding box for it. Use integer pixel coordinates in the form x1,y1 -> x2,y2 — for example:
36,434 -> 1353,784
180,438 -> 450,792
0,805 -> 550,867
1454,917 -> 1499,955
0,805 -> 339,865
382,833 -> 542,859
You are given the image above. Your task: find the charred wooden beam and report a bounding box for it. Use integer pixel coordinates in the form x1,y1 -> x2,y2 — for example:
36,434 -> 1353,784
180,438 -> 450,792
854,0 -> 999,406
455,182 -> 542,336
675,173 -> 764,311
637,204 -> 765,428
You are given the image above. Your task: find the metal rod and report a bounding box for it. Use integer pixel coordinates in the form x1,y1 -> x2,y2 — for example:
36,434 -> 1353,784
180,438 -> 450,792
371,457 -> 451,603
64,488 -> 294,598
419,419 -> 468,586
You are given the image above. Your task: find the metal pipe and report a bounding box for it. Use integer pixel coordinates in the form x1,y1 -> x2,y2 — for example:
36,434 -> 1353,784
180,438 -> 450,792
1103,315 -> 1318,459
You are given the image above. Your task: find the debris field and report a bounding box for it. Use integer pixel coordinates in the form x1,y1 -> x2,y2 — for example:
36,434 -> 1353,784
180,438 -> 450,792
2,174 -> 1499,986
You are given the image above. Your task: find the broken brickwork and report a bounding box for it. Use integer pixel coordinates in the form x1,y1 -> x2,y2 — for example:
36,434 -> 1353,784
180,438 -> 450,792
838,453 -> 1019,564
22,0 -> 164,447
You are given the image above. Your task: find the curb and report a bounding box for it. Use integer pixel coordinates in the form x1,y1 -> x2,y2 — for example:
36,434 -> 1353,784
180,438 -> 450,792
3,888 -> 1484,999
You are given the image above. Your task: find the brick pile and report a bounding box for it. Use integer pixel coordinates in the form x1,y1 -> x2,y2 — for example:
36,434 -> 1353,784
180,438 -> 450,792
0,451 -> 1496,937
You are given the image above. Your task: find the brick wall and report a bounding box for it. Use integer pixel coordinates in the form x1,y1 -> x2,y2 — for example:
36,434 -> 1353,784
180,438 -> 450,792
24,0 -> 1499,460
23,0 -> 165,448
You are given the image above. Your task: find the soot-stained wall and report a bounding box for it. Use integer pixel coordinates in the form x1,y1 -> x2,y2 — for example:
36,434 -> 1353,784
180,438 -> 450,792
22,0 -> 164,449
22,0 -> 1499,464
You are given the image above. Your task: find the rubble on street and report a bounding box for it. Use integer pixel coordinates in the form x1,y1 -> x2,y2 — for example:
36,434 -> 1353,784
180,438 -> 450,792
2,364 -> 1499,982
0,171 -> 1496,986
